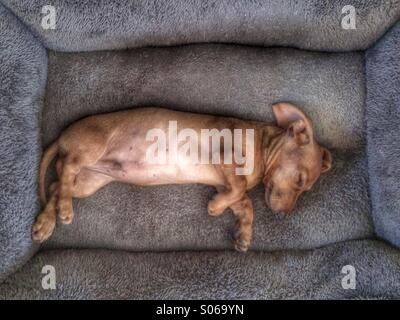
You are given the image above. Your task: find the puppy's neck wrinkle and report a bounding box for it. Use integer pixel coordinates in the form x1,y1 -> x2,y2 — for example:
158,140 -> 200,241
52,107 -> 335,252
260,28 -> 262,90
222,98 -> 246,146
263,127 -> 285,177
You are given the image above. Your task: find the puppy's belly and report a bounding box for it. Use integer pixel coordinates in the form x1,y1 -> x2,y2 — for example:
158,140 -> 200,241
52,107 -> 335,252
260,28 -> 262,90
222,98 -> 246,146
88,160 -> 223,186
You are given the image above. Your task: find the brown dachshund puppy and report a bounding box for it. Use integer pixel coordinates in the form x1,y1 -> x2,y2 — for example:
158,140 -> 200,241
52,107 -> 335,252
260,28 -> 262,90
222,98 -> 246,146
33,102 -> 332,252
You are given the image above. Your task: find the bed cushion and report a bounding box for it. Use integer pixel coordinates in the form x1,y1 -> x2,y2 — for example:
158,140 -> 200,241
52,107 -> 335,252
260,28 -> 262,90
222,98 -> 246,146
366,21 -> 400,248
1,0 -> 399,52
0,0 -> 399,301
2,240 -> 400,299
0,4 -> 47,281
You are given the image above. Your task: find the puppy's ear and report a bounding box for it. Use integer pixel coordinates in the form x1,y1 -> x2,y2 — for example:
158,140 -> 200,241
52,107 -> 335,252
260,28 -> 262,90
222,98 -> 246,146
287,120 -> 310,145
272,102 -> 313,146
321,147 -> 332,173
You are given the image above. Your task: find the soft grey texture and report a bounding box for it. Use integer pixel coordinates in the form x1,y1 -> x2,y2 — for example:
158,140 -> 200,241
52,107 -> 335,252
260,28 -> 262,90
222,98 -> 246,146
41,46 -> 373,252
366,22 -> 400,248
1,0 -> 399,52
0,0 -> 400,300
1,240 -> 400,299
0,4 -> 47,282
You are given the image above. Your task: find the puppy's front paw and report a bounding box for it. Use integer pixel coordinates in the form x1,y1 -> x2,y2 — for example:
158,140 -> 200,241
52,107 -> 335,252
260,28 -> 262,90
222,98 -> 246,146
207,200 -> 225,217
231,224 -> 250,252
234,238 -> 250,253
32,214 -> 56,242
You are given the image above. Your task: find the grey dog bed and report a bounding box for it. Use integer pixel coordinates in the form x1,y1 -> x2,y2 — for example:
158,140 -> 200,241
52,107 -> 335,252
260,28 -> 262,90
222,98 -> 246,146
0,0 -> 400,299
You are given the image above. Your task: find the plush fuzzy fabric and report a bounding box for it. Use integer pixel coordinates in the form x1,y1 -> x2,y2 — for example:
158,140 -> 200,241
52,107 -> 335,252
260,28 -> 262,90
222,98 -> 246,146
0,0 -> 400,300
1,240 -> 400,299
366,22 -> 400,247
1,0 -> 399,52
0,4 -> 47,282
41,46 -> 373,252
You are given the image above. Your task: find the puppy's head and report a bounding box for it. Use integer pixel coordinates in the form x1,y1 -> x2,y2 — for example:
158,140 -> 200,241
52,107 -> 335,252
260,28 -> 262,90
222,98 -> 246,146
263,102 -> 332,214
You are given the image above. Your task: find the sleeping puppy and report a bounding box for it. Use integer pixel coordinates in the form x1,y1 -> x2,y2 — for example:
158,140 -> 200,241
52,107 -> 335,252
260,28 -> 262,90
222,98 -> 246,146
32,102 -> 332,252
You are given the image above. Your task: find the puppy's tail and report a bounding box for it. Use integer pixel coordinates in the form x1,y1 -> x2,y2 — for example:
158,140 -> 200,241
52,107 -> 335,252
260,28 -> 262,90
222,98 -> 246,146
39,140 -> 58,205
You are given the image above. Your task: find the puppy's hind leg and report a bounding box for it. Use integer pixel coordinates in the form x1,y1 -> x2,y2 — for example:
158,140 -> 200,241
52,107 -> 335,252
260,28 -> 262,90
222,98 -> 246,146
32,182 -> 59,242
57,135 -> 108,224
57,154 -> 81,224
57,152 -> 102,224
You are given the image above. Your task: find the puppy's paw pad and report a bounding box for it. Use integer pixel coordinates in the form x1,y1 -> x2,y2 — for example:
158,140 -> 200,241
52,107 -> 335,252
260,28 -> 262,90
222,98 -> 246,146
234,239 -> 249,253
32,215 -> 56,242
208,207 -> 222,217
59,213 -> 74,225
207,201 -> 224,217
58,205 -> 74,224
